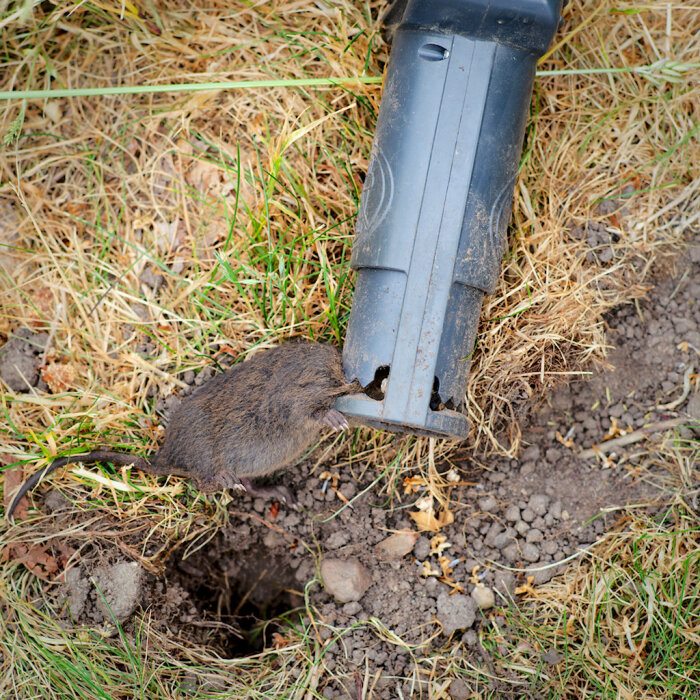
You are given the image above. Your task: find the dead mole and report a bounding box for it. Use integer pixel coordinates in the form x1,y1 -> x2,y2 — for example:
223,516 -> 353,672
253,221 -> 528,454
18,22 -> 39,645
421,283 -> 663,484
7,342 -> 359,519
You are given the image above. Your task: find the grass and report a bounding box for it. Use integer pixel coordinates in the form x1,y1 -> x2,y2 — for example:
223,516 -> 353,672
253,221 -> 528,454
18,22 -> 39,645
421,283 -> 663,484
0,0 -> 698,697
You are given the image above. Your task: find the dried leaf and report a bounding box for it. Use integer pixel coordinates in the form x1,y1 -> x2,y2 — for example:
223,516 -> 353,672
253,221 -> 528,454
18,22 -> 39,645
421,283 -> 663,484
515,575 -> 537,597
555,430 -> 576,449
42,362 -> 76,393
421,560 -> 440,577
438,555 -> 454,578
1,541 -> 74,583
3,462 -> 28,520
409,507 -> 454,532
403,475 -> 427,494
429,534 -> 451,555
271,632 -> 291,649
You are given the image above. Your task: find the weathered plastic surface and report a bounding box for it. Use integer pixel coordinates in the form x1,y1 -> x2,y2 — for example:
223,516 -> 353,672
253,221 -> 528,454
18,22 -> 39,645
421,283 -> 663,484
336,0 -> 562,439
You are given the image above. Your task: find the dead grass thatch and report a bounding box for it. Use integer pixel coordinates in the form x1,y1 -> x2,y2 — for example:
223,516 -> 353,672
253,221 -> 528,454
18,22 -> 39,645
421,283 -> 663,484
0,0 -> 698,697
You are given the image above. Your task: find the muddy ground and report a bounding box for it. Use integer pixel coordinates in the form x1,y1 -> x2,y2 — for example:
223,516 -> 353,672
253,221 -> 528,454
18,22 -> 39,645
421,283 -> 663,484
3,239 -> 698,699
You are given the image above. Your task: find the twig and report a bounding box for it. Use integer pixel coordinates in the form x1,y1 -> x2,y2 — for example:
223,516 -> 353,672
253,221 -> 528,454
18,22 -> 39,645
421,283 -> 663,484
580,418 -> 692,459
657,363 -> 695,410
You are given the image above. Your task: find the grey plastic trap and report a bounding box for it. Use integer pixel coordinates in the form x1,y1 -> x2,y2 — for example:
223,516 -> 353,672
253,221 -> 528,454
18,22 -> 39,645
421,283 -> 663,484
335,0 -> 563,440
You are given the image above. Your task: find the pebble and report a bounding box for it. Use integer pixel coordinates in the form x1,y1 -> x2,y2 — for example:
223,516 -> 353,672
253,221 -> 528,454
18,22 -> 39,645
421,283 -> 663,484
342,601 -> 362,616
522,543 -> 540,562
494,572 -> 515,598
522,445 -> 540,461
471,585 -> 495,610
521,507 -> 536,523
412,536 -> 431,561
478,495 -> 498,512
687,393 -> 700,422
374,531 -> 418,560
504,505 -> 520,522
528,494 -> 549,516
320,558 -> 371,602
503,543 -> 520,563
437,592 -> 476,636
543,540 -> 559,555
550,501 -> 562,520
526,528 -> 543,543
520,463 -> 535,476
515,520 -> 529,536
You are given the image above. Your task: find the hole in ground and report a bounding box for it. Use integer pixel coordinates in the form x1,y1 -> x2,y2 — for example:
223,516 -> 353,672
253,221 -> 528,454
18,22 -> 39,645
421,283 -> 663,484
166,535 -> 304,657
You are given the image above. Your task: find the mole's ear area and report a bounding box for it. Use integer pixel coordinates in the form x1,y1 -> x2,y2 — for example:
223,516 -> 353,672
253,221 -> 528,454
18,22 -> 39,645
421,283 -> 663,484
319,408 -> 350,432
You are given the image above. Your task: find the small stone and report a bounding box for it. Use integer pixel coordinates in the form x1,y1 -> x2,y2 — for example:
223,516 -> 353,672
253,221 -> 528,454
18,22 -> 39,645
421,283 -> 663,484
484,522 -> 503,546
449,678 -> 471,700
526,528 -> 543,543
339,482 -> 357,500
320,558 -> 371,602
374,530 -> 418,560
522,543 -> 540,562
436,592 -> 476,636
342,601 -> 362,616
522,445 -> 540,461
561,510 -> 570,521
504,505 -> 520,522
520,462 -> 535,476
515,520 -> 529,536
598,247 -> 613,263
503,543 -> 520,563
543,540 -> 559,555
471,585 -> 495,610
550,501 -> 562,520
413,536 -> 431,561
461,629 -> 479,648
493,531 -> 513,549
64,566 -> 89,617
325,531 -> 349,549
521,508 -> 536,523
139,266 -> 164,292
0,333 -> 41,391
528,494 -> 549,516
686,393 -> 700,422
478,495 -> 498,512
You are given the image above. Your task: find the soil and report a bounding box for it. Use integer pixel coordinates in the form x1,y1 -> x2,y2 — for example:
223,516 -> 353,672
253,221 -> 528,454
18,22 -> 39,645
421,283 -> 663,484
4,240 -> 698,698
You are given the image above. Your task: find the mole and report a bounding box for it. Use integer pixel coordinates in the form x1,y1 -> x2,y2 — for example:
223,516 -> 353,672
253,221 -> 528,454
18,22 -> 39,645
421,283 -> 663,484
7,342 -> 360,520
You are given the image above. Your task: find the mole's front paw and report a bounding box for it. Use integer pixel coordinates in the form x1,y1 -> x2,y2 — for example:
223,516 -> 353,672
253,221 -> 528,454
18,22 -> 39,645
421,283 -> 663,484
240,478 -> 299,509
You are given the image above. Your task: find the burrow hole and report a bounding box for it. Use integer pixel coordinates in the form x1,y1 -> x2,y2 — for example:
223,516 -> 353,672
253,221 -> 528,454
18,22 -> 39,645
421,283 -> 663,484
167,537 -> 303,657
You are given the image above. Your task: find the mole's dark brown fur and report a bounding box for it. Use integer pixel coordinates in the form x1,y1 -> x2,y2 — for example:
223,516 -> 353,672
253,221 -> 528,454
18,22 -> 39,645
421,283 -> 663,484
7,342 -> 358,519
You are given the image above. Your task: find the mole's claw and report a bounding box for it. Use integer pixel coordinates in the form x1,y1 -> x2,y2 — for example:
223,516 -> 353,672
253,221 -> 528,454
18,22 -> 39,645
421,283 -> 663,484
239,478 -> 298,508
321,408 -> 349,431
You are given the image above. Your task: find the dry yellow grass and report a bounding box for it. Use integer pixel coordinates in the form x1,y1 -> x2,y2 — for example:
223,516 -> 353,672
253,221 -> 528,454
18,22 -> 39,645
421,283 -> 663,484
0,0 -> 698,697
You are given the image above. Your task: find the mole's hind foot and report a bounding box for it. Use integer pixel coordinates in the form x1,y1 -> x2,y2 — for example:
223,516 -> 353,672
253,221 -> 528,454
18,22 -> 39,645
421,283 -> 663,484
321,408 -> 349,431
240,478 -> 298,509
197,470 -> 245,493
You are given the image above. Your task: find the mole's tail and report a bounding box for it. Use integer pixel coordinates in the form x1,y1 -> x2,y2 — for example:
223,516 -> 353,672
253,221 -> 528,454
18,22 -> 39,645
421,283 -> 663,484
6,450 -> 162,521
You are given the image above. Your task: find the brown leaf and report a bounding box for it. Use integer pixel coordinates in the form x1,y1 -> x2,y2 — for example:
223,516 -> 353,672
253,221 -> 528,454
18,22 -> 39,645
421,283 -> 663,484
1,542 -> 70,583
409,507 -> 454,532
3,462 -> 28,520
42,362 -> 76,393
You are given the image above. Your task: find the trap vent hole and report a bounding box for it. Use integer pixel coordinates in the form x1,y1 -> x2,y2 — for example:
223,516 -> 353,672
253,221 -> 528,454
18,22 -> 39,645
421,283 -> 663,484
364,365 -> 390,400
